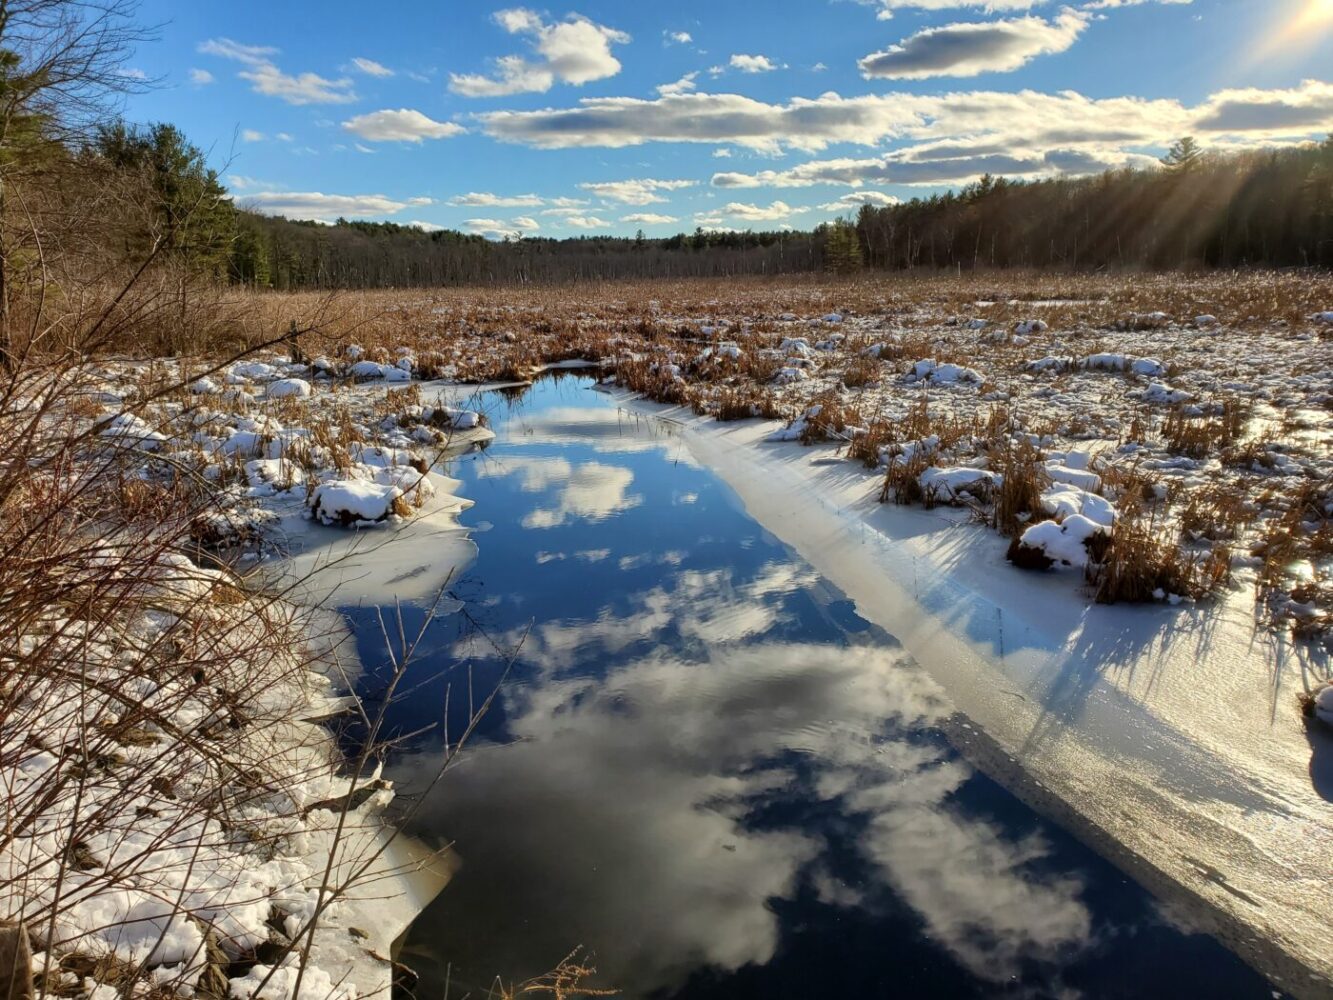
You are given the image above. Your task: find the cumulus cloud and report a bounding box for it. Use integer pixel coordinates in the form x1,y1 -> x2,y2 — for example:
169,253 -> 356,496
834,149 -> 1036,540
449,192 -> 546,207
243,191 -> 423,221
697,200 -> 800,225
409,220 -> 445,231
198,37 -> 356,105
820,191 -> 902,211
188,68 -> 214,85
859,11 -> 1089,79
579,178 -> 696,205
241,64 -> 356,104
1194,80 -> 1333,136
715,146 -> 1158,189
482,81 -> 1333,160
561,215 -> 612,229
859,0 -> 1186,13
621,213 -> 679,224
657,72 -> 699,97
351,57 -> 393,77
449,7 -> 630,97
730,54 -> 779,73
464,216 -> 541,238
341,109 -> 464,142
665,30 -> 694,45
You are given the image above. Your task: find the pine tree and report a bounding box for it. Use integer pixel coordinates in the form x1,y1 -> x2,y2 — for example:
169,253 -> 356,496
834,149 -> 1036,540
1161,136 -> 1202,173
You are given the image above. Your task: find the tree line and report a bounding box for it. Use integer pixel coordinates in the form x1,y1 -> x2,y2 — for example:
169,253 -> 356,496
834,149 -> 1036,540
850,137 -> 1333,272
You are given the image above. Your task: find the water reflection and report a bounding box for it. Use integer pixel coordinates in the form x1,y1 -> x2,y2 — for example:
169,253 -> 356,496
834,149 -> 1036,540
373,377 -> 1278,1000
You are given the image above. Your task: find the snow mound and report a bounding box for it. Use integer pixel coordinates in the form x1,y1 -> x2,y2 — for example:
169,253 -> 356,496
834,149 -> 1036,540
920,466 -> 997,502
909,360 -> 982,385
1046,463 -> 1102,492
1017,514 -> 1108,568
99,413 -> 166,450
266,378 -> 312,399
1040,484 -> 1116,530
309,480 -> 402,526
767,405 -> 820,442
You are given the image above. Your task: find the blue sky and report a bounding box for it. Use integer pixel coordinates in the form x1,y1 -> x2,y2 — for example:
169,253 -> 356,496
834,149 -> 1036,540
122,0 -> 1333,238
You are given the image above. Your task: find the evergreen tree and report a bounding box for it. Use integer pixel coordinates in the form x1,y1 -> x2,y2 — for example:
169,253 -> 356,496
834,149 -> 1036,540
1161,136 -> 1203,173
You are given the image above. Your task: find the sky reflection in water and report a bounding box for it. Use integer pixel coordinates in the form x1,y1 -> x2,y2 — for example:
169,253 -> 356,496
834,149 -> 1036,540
350,376 -> 1279,1000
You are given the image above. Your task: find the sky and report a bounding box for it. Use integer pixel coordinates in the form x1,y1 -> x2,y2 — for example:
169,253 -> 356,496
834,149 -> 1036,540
120,0 -> 1333,239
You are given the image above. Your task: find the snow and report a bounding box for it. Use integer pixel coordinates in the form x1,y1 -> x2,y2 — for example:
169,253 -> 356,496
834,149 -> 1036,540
909,359 -> 982,384
310,480 -> 403,525
1139,382 -> 1192,405
1045,463 -> 1102,492
349,360 -> 387,379
99,413 -> 165,450
267,378 -> 312,399
919,466 -> 997,501
766,405 -> 820,442
1018,514 -> 1106,567
1314,683 -> 1333,728
1040,484 -> 1116,530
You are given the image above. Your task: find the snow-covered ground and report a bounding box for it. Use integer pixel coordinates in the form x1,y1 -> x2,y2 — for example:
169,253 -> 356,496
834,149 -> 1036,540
9,273 -> 1332,999
2,359 -> 486,1000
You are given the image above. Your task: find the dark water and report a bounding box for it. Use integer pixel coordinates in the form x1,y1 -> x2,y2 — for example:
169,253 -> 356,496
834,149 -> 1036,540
346,375 -> 1282,1000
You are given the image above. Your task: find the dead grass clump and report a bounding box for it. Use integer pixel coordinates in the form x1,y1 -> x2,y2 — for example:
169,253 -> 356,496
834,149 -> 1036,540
989,438 -> 1049,537
1162,400 -> 1247,458
879,450 -> 933,506
799,395 -> 863,444
1089,501 -> 1230,604
841,356 -> 883,388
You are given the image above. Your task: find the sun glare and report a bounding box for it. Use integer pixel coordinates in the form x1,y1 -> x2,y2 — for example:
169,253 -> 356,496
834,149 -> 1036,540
1252,0 -> 1333,63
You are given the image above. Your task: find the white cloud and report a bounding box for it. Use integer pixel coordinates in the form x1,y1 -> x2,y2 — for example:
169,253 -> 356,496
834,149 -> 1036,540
243,191 -> 421,221
1193,79 -> 1333,136
188,68 -> 214,85
657,72 -> 699,97
579,178 -> 696,205
464,216 -> 541,237
241,129 -> 264,142
729,54 -> 778,74
410,220 -> 445,231
450,8 -> 630,97
477,86 -> 1192,154
859,0 -> 1186,14
450,192 -> 546,207
698,200 -> 799,224
351,57 -> 394,77
820,191 -> 902,211
342,108 -> 465,142
197,38 -> 277,63
198,37 -> 355,105
859,11 -> 1089,79
622,213 -> 679,224
714,146 -> 1159,188
665,30 -> 694,45
562,215 -> 612,229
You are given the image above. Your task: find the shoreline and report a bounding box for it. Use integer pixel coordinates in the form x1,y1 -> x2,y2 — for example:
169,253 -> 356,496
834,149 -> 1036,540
611,387 -> 1333,997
